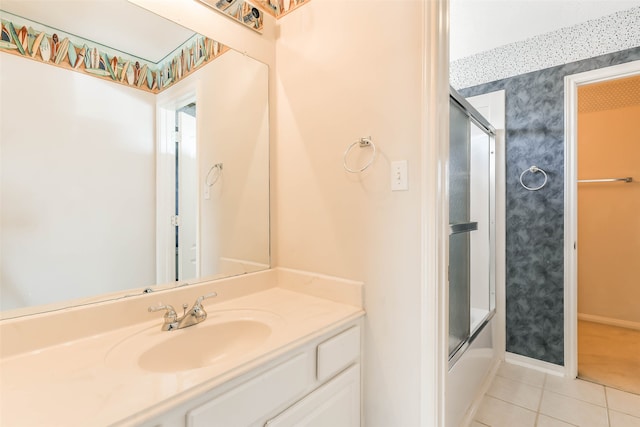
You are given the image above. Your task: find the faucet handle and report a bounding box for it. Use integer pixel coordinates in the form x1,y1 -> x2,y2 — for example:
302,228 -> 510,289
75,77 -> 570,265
148,304 -> 177,319
148,304 -> 179,331
148,303 -> 176,313
195,292 -> 218,307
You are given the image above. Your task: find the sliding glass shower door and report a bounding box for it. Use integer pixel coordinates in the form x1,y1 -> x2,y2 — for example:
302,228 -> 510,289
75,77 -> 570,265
449,100 -> 472,357
448,89 -> 496,365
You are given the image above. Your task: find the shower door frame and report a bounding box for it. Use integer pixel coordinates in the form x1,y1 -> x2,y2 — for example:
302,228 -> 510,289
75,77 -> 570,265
447,88 -> 498,368
563,59 -> 640,379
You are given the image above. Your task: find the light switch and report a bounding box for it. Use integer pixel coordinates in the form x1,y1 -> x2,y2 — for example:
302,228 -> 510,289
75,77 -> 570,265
391,160 -> 408,191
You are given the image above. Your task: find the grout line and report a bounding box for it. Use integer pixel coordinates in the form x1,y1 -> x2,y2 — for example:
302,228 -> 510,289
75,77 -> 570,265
493,373 -> 546,390
539,413 -> 580,427
574,377 -> 614,408
606,387 -> 640,418
605,387 -> 612,427
492,364 -> 637,426
534,375 -> 548,426
557,416 -> 579,427
535,388 -> 583,427
485,394 -> 539,415
551,388 -> 608,408
495,372 -> 546,389
541,375 -> 548,402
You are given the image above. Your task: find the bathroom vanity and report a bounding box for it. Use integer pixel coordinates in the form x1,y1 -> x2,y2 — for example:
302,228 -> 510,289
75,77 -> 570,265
0,269 -> 364,426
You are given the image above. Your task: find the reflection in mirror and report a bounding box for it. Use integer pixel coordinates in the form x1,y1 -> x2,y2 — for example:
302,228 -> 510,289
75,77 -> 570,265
0,1 -> 270,318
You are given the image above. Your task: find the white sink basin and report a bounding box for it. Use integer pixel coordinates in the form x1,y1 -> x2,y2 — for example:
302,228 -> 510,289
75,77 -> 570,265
105,310 -> 283,373
139,320 -> 272,372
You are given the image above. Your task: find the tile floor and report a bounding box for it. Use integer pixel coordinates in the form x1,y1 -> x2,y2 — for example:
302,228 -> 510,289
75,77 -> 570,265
472,362 -> 640,427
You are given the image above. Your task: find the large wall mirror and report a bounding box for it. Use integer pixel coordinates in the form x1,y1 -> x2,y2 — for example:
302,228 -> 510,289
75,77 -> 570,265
0,0 -> 270,318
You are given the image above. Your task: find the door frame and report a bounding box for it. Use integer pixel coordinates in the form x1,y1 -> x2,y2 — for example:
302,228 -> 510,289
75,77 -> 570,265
155,80 -> 199,285
176,108 -> 200,281
467,90 -> 507,362
563,59 -> 640,379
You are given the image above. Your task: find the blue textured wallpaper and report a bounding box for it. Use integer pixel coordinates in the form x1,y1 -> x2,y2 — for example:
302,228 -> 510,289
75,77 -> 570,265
460,47 -> 640,365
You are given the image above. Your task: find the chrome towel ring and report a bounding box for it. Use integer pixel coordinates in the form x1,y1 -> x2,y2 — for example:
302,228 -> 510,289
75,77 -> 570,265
206,163 -> 223,187
343,137 -> 377,173
520,166 -> 548,191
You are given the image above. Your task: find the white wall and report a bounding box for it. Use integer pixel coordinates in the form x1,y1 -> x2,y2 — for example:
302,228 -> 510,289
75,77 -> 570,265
1,54 -> 156,311
198,51 -> 270,276
275,0 -> 430,424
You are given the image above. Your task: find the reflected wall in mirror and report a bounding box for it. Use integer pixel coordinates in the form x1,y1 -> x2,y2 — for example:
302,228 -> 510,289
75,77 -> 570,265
0,1 -> 270,318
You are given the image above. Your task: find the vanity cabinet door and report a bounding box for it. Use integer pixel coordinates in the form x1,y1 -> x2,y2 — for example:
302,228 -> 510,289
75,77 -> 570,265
264,364 -> 360,427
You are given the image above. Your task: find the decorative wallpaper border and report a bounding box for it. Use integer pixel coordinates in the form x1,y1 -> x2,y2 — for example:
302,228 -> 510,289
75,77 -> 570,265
254,0 -> 309,19
0,12 -> 229,94
451,7 -> 640,89
196,0 -> 264,32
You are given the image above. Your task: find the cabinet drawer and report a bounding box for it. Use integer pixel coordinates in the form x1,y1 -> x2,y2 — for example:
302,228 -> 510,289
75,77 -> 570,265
265,364 -> 360,427
316,326 -> 360,382
186,353 -> 310,427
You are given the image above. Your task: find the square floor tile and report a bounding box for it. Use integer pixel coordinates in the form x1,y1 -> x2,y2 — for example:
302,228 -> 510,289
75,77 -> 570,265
497,362 -> 546,388
487,375 -> 543,411
539,390 -> 609,427
607,388 -> 640,418
536,414 -> 578,427
475,396 -> 537,427
544,375 -> 606,406
609,410 -> 640,427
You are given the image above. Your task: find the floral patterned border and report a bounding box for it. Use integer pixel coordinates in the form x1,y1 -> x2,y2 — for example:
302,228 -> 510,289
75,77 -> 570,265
197,0 -> 264,31
253,0 -> 308,18
0,12 -> 229,94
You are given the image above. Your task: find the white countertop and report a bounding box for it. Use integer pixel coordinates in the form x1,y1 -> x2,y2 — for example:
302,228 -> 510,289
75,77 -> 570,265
0,271 -> 364,427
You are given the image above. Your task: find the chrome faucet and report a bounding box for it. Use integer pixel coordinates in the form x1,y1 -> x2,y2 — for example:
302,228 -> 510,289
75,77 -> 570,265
148,292 -> 217,331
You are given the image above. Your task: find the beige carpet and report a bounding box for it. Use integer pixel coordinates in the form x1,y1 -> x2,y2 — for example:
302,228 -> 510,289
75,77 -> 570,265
578,320 -> 640,395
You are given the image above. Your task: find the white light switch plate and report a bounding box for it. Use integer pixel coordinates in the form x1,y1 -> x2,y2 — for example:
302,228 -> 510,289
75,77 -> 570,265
391,160 -> 408,191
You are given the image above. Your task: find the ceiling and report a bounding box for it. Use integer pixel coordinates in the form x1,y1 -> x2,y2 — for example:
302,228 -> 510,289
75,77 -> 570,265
450,0 -> 640,61
1,0 -> 196,63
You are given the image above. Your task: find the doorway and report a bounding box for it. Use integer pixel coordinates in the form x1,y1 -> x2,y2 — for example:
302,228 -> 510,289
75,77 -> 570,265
156,92 -> 200,285
175,103 -> 198,281
565,61 -> 640,394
